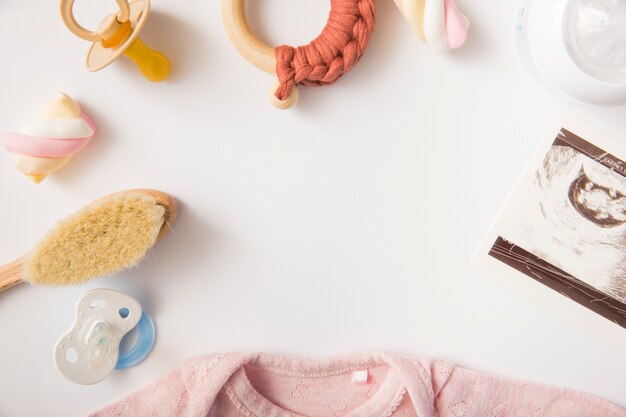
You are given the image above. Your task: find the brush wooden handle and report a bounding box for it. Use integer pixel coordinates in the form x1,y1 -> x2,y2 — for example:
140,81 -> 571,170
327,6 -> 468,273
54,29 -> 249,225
0,258 -> 25,293
116,189 -> 178,241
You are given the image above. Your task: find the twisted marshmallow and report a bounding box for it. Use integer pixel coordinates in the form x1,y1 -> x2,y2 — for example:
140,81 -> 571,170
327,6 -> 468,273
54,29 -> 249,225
395,0 -> 469,54
1,93 -> 95,183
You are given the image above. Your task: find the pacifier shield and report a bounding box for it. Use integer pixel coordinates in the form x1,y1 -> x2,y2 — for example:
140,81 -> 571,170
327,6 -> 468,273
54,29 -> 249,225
53,289 -> 146,385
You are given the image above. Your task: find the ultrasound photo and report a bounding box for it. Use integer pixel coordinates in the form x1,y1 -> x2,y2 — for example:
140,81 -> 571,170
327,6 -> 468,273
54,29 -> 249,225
474,112 -> 626,347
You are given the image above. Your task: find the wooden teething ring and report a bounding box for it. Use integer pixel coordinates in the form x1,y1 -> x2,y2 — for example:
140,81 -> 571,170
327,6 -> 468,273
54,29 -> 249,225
60,0 -> 131,42
222,0 -> 376,109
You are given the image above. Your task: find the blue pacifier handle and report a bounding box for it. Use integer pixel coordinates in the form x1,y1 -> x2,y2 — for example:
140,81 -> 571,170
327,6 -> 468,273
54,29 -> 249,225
115,311 -> 156,369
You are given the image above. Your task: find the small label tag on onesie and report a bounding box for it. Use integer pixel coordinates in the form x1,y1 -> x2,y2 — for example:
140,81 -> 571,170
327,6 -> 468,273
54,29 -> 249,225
351,369 -> 369,385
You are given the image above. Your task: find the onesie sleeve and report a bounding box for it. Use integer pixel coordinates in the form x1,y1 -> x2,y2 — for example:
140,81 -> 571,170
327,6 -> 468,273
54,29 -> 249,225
434,366 -> 626,417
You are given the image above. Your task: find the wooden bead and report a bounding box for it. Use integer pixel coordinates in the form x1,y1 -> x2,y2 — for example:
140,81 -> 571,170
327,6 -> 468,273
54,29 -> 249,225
269,83 -> 299,110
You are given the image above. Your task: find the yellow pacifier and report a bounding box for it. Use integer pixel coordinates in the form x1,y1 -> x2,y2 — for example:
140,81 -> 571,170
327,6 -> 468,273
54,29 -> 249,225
60,0 -> 171,82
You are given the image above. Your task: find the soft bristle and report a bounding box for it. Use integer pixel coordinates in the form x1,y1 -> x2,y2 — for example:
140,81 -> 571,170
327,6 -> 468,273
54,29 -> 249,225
25,194 -> 166,286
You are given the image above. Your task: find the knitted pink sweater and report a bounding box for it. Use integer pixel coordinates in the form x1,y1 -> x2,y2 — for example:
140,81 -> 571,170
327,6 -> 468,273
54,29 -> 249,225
92,352 -> 625,417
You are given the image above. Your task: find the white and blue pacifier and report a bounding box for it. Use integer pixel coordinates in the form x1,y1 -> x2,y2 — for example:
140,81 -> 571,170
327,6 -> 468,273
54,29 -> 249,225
54,289 -> 156,385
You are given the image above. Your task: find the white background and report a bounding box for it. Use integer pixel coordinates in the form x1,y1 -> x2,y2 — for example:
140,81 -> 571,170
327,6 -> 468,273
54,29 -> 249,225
0,0 -> 624,415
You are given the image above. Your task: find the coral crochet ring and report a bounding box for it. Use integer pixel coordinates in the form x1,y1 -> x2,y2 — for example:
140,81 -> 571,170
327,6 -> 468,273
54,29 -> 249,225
222,0 -> 469,109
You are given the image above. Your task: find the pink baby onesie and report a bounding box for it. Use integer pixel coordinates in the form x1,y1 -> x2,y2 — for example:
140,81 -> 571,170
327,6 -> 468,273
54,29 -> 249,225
92,352 -> 625,417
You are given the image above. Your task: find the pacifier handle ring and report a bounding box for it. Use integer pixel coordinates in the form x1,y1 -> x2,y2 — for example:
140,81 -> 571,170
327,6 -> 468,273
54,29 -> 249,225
221,0 -> 276,74
115,311 -> 156,369
60,0 -> 131,42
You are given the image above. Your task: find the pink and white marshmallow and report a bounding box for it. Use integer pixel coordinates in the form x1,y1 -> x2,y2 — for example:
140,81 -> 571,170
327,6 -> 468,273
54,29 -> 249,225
1,93 -> 95,183
394,0 -> 470,53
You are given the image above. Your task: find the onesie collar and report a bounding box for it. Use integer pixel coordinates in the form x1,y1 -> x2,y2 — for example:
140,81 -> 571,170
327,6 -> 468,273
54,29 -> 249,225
186,352 -> 450,417
224,365 -> 406,417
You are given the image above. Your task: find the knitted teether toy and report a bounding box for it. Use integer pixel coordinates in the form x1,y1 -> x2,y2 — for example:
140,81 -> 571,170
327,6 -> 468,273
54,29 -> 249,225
60,0 -> 170,82
222,0 -> 469,109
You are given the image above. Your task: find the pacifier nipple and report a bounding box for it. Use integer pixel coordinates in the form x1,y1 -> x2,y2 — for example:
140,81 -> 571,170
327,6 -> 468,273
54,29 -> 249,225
123,37 -> 171,82
86,321 -> 115,369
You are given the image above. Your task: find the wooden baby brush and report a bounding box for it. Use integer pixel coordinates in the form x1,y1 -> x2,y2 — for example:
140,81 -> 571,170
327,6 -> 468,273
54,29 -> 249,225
0,189 -> 177,293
